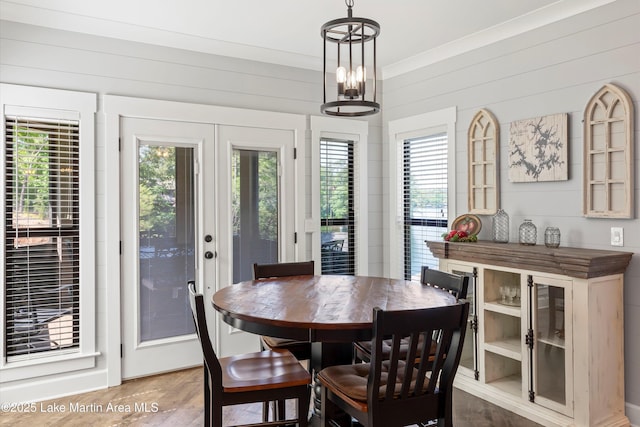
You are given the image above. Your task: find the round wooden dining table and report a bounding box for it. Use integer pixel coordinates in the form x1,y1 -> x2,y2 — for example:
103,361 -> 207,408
212,274 -> 457,426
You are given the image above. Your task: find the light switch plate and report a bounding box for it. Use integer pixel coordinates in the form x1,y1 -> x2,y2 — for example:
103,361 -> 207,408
611,227 -> 623,246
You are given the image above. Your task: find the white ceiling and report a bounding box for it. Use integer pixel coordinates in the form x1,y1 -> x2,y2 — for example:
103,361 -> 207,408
0,0 -> 616,78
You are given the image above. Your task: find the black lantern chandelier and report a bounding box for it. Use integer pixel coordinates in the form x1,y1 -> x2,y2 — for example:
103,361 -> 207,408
321,0 -> 380,117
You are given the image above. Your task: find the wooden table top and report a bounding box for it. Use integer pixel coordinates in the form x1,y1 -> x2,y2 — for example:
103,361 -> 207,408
212,275 -> 457,342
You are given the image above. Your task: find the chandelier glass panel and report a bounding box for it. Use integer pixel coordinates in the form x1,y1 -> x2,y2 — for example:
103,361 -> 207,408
321,0 -> 380,116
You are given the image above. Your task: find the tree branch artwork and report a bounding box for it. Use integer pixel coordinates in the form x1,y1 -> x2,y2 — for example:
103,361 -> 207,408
508,113 -> 568,182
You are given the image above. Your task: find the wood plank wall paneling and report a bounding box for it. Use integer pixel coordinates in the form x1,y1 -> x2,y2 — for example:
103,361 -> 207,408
382,0 -> 640,412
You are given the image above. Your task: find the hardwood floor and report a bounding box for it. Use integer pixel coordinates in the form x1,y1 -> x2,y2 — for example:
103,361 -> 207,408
0,367 -> 543,427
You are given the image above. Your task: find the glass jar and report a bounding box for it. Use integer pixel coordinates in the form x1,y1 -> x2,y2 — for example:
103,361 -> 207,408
544,227 -> 561,248
519,219 -> 537,245
492,209 -> 509,243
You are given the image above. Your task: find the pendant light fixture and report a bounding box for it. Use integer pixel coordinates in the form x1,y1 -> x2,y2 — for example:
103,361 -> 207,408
321,0 -> 380,117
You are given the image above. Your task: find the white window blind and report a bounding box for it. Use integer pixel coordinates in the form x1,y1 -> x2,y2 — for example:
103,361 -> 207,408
320,138 -> 355,275
402,133 -> 448,280
4,116 -> 80,360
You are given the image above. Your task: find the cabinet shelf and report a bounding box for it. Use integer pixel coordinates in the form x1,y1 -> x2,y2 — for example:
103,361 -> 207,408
484,352 -> 521,397
485,339 -> 522,360
484,301 -> 521,317
537,332 -> 566,349
487,373 -> 522,397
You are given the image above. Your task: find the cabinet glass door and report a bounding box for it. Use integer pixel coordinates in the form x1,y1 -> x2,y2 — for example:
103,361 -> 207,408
450,266 -> 477,379
532,276 -> 573,416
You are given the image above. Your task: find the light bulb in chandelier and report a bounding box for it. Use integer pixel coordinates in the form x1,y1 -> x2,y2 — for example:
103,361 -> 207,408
337,66 -> 367,99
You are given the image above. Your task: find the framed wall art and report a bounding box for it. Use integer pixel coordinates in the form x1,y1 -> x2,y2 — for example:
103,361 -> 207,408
468,108 -> 499,214
508,113 -> 568,182
583,83 -> 634,218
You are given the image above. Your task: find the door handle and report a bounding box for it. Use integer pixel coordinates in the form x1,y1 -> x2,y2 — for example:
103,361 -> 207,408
204,251 -> 215,259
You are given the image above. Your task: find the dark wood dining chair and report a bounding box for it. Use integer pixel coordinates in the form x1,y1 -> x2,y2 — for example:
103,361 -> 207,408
253,261 -> 315,422
187,281 -> 311,427
353,266 -> 469,364
318,301 -> 470,427
253,261 -> 315,362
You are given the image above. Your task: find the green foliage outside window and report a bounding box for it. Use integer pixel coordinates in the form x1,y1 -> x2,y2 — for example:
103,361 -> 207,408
138,145 -> 177,239
13,128 -> 51,226
231,150 -> 278,242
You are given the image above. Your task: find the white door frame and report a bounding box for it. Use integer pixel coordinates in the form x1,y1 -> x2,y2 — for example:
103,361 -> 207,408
104,95 -> 306,386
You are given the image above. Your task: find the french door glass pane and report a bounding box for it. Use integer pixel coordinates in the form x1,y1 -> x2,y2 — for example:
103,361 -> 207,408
232,149 -> 279,283
535,283 -> 566,405
138,145 -> 196,342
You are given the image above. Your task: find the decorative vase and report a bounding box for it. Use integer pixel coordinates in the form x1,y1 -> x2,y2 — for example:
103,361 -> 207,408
519,219 -> 537,245
544,227 -> 561,248
492,209 -> 509,243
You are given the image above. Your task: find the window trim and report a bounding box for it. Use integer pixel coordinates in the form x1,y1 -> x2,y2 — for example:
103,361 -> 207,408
310,116 -> 368,275
388,107 -> 457,279
0,83 -> 97,381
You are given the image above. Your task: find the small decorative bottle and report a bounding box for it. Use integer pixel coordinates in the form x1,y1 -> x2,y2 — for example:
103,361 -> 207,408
544,227 -> 561,248
519,219 -> 537,245
492,209 -> 509,243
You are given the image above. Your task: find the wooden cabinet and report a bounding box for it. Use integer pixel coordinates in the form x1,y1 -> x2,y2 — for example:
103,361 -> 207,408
427,241 -> 632,427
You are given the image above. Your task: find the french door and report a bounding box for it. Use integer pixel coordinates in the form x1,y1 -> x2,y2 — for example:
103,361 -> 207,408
215,125 -> 295,357
120,117 -> 214,378
120,117 -> 296,377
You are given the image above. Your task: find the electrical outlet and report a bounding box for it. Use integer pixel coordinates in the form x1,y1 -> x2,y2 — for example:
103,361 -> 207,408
611,227 -> 623,246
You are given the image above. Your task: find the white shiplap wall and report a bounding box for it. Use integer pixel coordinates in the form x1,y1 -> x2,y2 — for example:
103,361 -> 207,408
382,0 -> 640,419
0,19 -> 383,400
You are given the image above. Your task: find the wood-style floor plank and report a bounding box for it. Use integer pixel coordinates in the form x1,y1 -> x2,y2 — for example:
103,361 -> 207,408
0,367 -> 542,426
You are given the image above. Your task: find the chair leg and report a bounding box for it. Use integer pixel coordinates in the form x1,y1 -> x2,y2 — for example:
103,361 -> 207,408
321,386 -> 351,427
297,387 -> 310,427
212,406 -> 222,427
203,366 -> 211,427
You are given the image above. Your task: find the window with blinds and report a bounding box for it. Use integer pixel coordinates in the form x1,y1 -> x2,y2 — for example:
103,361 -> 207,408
402,133 -> 448,280
4,116 -> 80,360
320,138 -> 355,275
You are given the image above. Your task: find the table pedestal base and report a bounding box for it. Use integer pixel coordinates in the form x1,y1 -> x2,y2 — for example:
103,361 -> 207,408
309,341 -> 353,426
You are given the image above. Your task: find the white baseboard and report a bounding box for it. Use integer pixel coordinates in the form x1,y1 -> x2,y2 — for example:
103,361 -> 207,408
1,369 -> 108,403
627,401 -> 640,427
